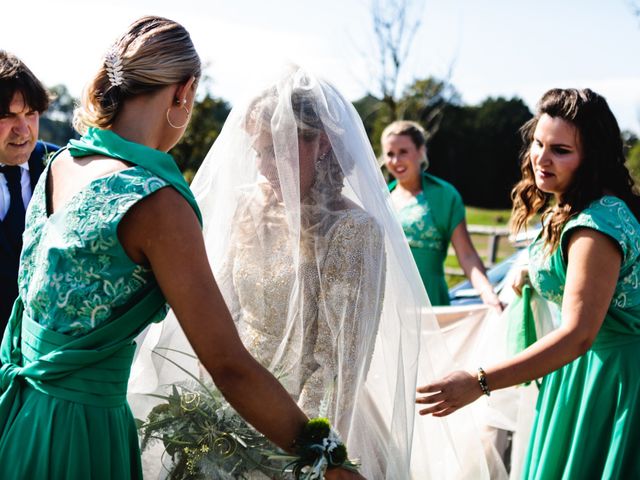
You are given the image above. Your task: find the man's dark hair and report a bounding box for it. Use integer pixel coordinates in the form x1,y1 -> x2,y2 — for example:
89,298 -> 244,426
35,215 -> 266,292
0,50 -> 49,115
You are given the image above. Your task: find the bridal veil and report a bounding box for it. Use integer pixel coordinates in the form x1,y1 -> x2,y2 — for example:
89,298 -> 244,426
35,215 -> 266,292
129,65 -> 490,479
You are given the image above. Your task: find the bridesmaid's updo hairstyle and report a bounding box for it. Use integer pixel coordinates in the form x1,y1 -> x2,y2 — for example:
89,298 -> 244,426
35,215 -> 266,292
74,16 -> 201,134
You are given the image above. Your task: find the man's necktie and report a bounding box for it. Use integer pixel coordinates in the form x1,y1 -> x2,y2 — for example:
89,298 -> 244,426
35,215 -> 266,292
0,165 -> 26,249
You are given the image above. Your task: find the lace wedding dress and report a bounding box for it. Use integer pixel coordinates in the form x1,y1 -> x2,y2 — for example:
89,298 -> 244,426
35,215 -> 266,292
220,181 -> 385,429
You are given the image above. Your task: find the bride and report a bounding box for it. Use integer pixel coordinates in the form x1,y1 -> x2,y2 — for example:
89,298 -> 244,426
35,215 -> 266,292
215,80 -> 386,432
130,65 -> 488,479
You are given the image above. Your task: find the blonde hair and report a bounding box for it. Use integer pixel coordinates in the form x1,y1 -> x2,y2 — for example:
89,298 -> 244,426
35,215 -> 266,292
74,16 -> 201,133
380,120 -> 429,169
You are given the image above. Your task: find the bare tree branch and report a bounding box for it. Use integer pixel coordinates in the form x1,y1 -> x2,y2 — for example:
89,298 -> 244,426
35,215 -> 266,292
371,0 -> 426,119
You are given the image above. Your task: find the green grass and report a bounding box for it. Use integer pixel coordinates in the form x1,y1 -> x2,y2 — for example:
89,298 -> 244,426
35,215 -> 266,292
464,206 -> 512,226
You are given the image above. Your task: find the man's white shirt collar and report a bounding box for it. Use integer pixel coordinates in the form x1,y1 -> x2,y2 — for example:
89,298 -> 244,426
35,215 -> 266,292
0,161 -> 30,172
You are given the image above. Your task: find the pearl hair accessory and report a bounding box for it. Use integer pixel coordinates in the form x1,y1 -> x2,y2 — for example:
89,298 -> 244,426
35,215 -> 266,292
104,47 -> 124,88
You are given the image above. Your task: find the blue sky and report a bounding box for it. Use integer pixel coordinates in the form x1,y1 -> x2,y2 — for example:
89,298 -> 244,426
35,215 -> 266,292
4,0 -> 640,132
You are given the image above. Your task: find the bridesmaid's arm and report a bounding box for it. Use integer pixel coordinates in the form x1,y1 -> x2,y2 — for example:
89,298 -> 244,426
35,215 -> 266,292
119,187 -> 307,450
120,188 -> 365,479
450,220 -> 502,311
417,227 -> 621,417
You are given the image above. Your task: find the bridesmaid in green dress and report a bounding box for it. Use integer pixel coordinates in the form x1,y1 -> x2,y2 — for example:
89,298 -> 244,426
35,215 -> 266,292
0,16 -> 361,480
416,88 -> 640,478
381,120 -> 501,307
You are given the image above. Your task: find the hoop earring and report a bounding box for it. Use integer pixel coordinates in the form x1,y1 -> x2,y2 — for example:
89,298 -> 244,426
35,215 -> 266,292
166,100 -> 190,129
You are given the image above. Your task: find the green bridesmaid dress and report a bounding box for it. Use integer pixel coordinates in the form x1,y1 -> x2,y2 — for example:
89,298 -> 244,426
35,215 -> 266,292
389,172 -> 465,305
523,196 -> 640,479
0,128 -> 201,479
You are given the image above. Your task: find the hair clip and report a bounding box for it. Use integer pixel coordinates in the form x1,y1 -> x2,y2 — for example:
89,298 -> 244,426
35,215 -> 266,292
104,46 -> 124,88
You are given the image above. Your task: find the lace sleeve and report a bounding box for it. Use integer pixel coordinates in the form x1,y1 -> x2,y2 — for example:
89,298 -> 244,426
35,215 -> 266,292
298,211 -> 386,437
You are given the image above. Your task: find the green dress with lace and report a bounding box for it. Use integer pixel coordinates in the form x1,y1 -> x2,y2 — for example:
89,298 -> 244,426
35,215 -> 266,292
523,196 -> 640,479
0,128 -> 201,479
389,172 -> 465,305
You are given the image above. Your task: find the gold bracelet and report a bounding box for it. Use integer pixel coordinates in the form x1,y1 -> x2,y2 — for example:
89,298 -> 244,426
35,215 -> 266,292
477,367 -> 490,396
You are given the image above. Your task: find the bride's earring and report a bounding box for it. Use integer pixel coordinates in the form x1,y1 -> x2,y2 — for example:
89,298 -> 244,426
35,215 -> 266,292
314,152 -> 327,172
166,98 -> 190,129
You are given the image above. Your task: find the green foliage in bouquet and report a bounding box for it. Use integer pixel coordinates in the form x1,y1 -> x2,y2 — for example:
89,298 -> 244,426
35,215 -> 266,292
136,349 -> 359,479
136,350 -> 289,479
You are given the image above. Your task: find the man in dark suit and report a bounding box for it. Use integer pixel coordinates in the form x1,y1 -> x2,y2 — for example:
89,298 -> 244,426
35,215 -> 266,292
0,50 -> 58,335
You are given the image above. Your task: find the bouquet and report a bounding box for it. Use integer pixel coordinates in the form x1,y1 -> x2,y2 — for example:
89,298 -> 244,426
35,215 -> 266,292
136,349 -> 359,479
136,349 -> 289,479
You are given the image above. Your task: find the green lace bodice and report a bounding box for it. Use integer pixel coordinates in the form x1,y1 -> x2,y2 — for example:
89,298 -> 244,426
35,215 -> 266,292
18,164 -> 170,336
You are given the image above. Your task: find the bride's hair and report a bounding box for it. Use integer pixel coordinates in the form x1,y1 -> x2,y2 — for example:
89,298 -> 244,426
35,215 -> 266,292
74,16 -> 201,133
240,82 -> 354,262
245,84 -> 345,208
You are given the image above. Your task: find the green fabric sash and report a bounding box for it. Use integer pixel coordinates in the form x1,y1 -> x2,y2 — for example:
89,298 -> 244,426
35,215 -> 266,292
506,284 -> 538,387
506,284 -> 537,354
68,127 -> 202,225
0,285 -> 166,426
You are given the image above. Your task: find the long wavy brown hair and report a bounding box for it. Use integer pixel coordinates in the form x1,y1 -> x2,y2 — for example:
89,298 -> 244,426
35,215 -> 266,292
511,88 -> 640,253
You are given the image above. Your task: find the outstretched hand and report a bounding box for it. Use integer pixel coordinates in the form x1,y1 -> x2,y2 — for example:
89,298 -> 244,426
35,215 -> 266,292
415,370 -> 483,417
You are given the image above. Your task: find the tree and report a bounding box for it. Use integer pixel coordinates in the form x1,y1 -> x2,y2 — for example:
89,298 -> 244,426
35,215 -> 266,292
352,94 -> 385,149
39,84 -> 78,145
622,130 -> 639,185
46,85 -> 76,124
369,0 -> 426,120
428,97 -> 532,208
356,0 -> 460,155
397,77 -> 461,140
352,79 -> 534,208
622,129 -> 639,155
627,142 -> 640,185
353,75 -> 459,156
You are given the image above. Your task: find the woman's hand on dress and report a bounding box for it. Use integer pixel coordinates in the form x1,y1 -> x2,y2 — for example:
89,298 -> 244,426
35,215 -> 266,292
416,370 -> 482,417
511,267 -> 530,296
325,468 -> 367,479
